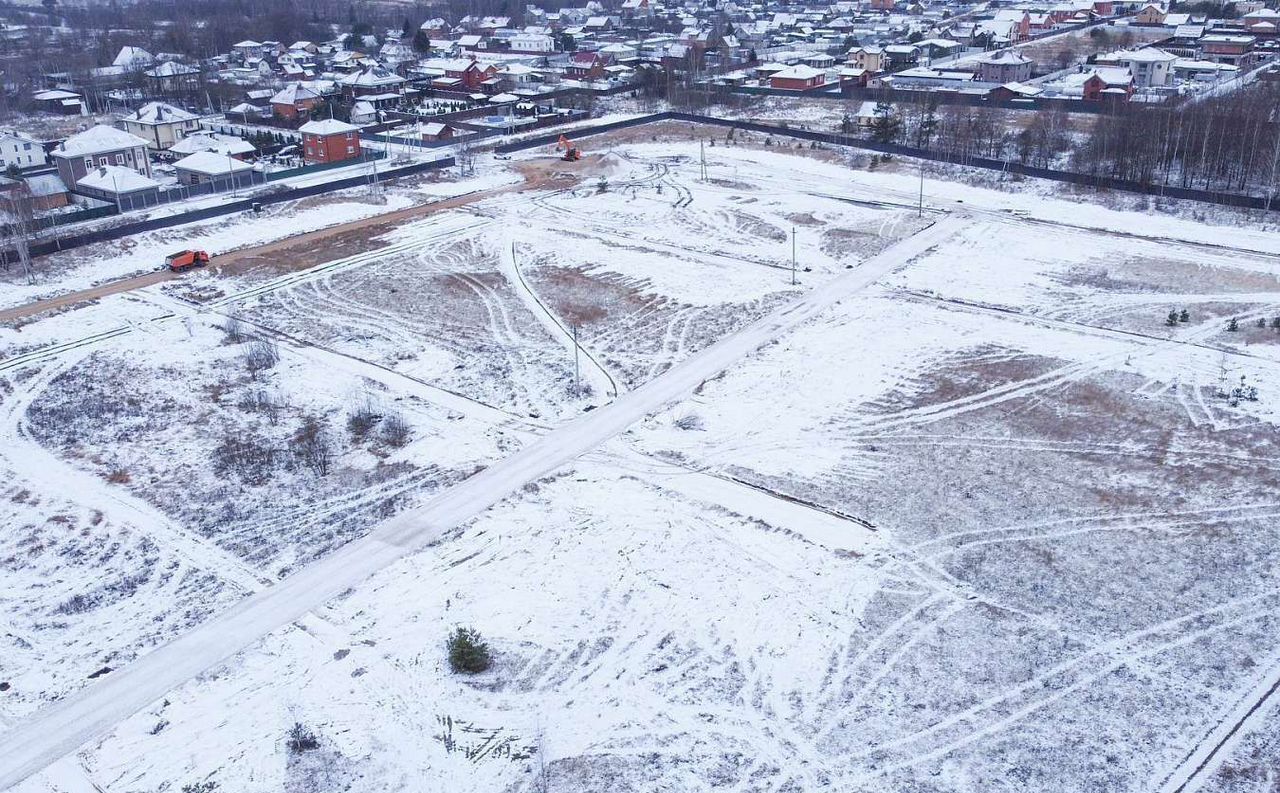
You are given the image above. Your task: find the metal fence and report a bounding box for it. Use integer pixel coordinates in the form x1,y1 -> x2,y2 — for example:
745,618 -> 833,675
11,156 -> 455,259
496,110 -> 1280,211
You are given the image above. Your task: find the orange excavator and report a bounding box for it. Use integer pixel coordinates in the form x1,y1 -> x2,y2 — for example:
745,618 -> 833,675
556,134 -> 581,162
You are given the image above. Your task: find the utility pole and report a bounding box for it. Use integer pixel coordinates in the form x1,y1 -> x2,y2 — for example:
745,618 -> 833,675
572,323 -> 581,396
790,226 -> 797,286
700,139 -> 707,180
918,159 -> 925,217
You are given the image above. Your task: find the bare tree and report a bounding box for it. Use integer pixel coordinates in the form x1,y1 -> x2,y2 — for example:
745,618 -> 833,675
291,416 -> 333,477
1,183 -> 40,285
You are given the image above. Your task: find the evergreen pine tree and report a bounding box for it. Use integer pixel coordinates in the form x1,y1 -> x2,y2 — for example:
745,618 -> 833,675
1227,317 -> 1240,332
447,627 -> 492,674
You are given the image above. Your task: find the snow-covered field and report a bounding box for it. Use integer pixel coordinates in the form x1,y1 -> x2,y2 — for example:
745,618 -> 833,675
3,137 -> 1280,793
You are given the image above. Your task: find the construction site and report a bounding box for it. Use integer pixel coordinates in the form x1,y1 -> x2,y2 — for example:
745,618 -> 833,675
2,123 -> 1280,793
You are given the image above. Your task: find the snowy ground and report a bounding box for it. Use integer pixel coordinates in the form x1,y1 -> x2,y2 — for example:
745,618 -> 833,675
0,164 -> 518,313
4,137 -> 1280,793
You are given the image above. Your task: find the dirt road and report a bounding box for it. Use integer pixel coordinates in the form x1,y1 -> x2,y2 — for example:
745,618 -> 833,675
0,160 -> 582,326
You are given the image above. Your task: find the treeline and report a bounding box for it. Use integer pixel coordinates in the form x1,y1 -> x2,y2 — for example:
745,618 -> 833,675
1072,83 -> 1280,197
841,84 -> 1280,200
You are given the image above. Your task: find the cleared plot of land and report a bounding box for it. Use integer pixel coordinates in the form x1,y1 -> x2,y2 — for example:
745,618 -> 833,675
0,315 -> 512,718
6,140 -> 1280,793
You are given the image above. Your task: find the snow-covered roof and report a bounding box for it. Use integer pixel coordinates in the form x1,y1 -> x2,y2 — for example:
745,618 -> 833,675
172,151 -> 254,175
976,49 -> 1032,65
771,64 -> 826,80
271,83 -> 320,105
146,60 -> 199,78
169,132 -> 255,157
78,164 -> 158,193
127,102 -> 199,125
113,46 -> 154,68
996,81 -> 1042,96
56,125 -> 149,157
23,173 -> 67,197
34,89 -> 80,101
339,66 -> 406,88
1106,47 -> 1178,63
1089,66 -> 1134,85
298,118 -> 359,135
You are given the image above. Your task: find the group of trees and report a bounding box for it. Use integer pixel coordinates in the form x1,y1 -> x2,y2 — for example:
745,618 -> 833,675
1073,83 -> 1280,199
838,81 -> 1280,202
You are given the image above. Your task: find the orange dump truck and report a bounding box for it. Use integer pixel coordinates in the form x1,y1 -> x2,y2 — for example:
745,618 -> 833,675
165,250 -> 210,272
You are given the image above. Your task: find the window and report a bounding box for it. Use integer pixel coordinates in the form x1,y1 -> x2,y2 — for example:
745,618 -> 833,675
23,143 -> 30,151
346,145 -> 355,154
99,156 -> 108,166
84,157 -> 93,170
116,153 -> 125,164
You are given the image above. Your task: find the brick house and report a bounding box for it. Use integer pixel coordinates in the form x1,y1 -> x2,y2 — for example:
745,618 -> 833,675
270,83 -> 324,122
1083,66 -> 1135,100
769,64 -> 826,90
1134,3 -> 1166,24
298,119 -> 361,164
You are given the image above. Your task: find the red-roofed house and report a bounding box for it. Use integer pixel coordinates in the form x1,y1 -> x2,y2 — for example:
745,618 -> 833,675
567,51 -> 613,80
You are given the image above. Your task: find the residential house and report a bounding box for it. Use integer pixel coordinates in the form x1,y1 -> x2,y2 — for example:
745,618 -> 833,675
988,81 -> 1043,101
421,122 -> 456,141
340,65 -> 407,97
75,164 -> 160,206
298,119 -> 361,164
1097,47 -> 1177,86
884,44 -> 921,67
0,130 -> 47,171
119,102 -> 203,150
511,32 -> 556,51
22,173 -> 71,211
270,82 -> 324,121
1082,66 -> 1135,99
168,132 -> 255,160
172,151 -> 257,189
849,45 -> 887,72
145,61 -> 201,93
113,46 -> 155,71
232,40 -> 268,61
567,51 -> 613,80
50,125 -> 152,191
32,89 -> 83,115
975,49 -> 1034,82
1200,35 -> 1258,68
1134,3 -> 1166,24
769,64 -> 826,89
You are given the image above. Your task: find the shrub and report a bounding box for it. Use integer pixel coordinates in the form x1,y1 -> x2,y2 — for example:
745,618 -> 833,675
673,412 -> 704,431
447,627 -> 492,674
381,411 -> 412,448
291,416 -> 333,478
220,317 -> 249,345
346,401 -> 381,442
244,339 -> 280,375
286,722 -> 319,754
